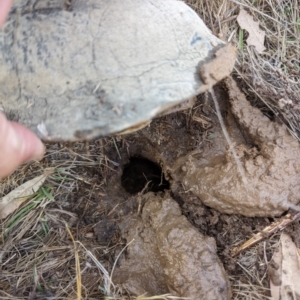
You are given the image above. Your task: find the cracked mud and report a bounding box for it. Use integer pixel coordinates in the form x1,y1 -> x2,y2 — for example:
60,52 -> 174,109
174,78 -> 300,217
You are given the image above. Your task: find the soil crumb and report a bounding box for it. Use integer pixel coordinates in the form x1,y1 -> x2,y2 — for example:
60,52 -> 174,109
113,193 -> 231,300
199,44 -> 237,93
175,77 -> 300,216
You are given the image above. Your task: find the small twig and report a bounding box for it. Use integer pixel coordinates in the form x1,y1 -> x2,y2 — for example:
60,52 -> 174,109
66,224 -> 81,300
77,241 -> 113,293
137,181 -> 152,214
112,138 -> 121,159
210,88 -> 248,184
108,239 -> 135,294
231,211 -> 300,257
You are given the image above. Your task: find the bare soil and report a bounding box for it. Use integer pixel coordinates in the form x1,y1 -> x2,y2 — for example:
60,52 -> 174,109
1,78 -> 300,299
1,0 -> 299,298
30,79 -> 300,299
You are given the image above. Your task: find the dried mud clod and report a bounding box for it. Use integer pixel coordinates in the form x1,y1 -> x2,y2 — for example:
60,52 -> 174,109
113,193 -> 231,300
199,43 -> 237,92
175,77 -> 300,217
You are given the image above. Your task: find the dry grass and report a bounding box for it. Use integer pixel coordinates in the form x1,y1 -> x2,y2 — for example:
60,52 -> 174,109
0,141 -> 185,300
184,2 -> 300,295
0,140 -> 117,299
186,0 -> 300,139
230,232 -> 282,300
0,0 -> 299,299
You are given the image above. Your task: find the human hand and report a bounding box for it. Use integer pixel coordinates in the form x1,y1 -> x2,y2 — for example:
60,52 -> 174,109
0,113 -> 45,178
0,0 -> 12,27
0,0 -> 45,179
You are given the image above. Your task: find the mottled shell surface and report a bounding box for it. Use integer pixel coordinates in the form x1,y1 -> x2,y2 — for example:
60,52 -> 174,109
0,0 -> 230,140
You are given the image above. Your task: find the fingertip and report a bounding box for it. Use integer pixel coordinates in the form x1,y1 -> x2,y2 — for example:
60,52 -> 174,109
0,0 -> 13,27
10,122 -> 46,162
0,113 -> 45,179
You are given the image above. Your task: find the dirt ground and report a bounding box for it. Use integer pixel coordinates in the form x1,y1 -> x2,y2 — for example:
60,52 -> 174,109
1,77 -> 300,299
1,0 -> 300,299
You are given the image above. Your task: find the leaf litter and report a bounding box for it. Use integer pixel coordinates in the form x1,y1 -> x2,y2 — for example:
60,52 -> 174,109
0,0 -> 300,299
237,8 -> 266,53
0,173 -> 49,219
268,233 -> 300,300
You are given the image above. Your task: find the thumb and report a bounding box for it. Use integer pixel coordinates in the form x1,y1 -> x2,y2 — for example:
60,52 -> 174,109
0,0 -> 13,27
0,112 -> 45,179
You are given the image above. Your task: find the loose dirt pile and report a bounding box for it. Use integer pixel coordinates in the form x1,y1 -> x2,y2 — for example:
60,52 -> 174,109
174,78 -> 300,216
113,193 -> 230,299
100,78 -> 300,298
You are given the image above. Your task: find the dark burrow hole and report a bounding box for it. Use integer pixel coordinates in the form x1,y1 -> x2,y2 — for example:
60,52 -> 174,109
121,157 -> 170,195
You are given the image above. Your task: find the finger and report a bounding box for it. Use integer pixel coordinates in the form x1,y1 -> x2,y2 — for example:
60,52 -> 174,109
0,112 -> 45,179
0,0 -> 13,27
